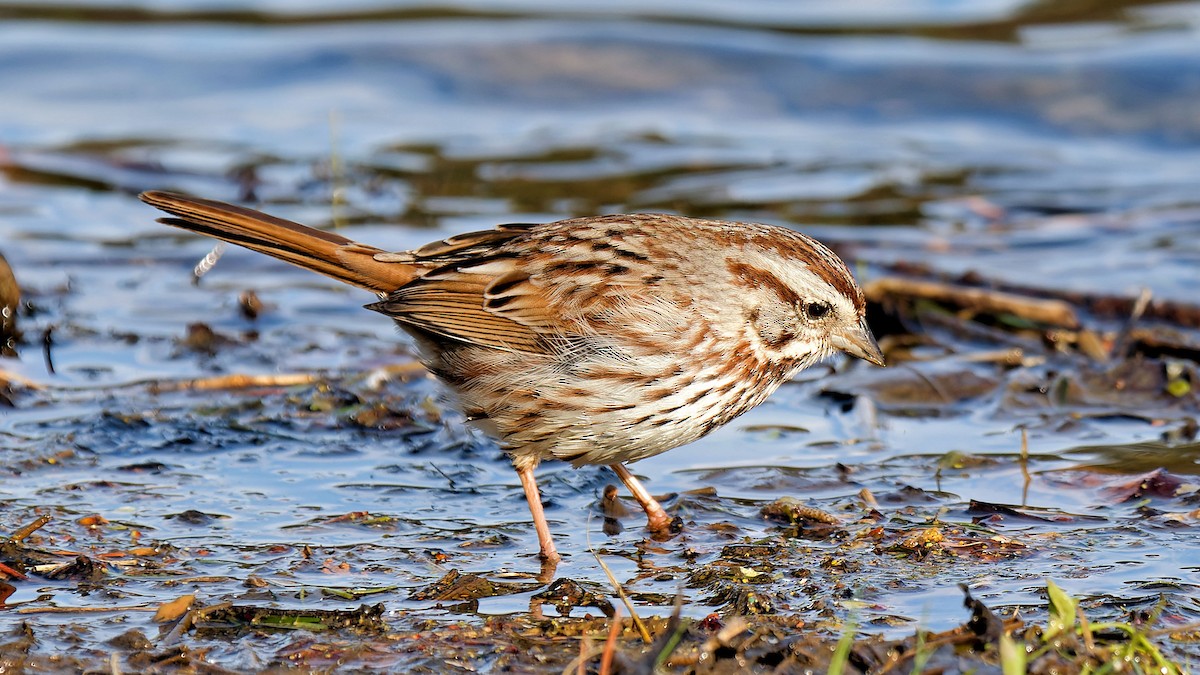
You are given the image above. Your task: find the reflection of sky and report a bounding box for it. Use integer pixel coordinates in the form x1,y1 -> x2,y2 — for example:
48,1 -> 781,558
45,0 -> 1030,23
3,15 -> 1200,148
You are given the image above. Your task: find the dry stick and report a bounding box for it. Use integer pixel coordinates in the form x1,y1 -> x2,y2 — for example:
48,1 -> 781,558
0,561 -> 27,580
5,371 -> 322,396
592,550 -> 651,644
577,635 -> 589,675
1110,287 -> 1153,359
959,348 -> 1030,366
586,520 -> 652,644
13,362 -> 422,396
9,514 -> 52,543
150,372 -> 318,393
16,604 -> 157,615
1125,327 -> 1200,359
0,369 -> 42,390
867,260 -> 1200,327
160,601 -> 233,646
599,604 -> 622,675
864,277 -> 1080,329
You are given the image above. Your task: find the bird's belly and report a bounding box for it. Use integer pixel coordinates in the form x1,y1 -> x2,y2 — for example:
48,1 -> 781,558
500,368 -> 785,468
421,336 -> 789,469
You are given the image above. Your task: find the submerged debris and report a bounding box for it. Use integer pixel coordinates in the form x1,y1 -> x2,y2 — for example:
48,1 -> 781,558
531,577 -> 616,617
408,569 -> 537,603
760,497 -> 842,528
195,603 -> 387,633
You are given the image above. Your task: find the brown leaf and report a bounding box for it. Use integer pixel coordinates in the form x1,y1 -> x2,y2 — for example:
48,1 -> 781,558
77,514 -> 108,528
154,593 -> 196,622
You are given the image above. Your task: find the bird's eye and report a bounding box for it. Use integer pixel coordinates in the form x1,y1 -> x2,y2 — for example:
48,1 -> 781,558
803,301 -> 832,321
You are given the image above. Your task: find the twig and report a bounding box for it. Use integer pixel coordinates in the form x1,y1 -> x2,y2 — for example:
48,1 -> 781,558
587,519 -> 651,644
16,604 -> 157,615
599,605 -> 621,675
865,277 -> 1079,328
1111,287 -> 1153,358
591,549 -> 651,643
0,369 -> 41,390
160,601 -> 231,646
577,634 -> 589,675
0,561 -> 27,580
150,373 -> 318,393
1125,327 -> 1200,360
873,261 -> 1200,328
958,348 -> 1031,366
9,514 -> 52,543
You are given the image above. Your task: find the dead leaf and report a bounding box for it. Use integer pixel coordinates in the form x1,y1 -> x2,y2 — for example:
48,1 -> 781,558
154,593 -> 196,622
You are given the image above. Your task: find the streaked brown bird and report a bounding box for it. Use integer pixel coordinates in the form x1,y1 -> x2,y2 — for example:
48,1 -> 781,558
140,191 -> 883,565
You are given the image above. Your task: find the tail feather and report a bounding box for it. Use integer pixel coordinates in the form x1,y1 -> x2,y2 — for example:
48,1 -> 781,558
140,191 -> 416,293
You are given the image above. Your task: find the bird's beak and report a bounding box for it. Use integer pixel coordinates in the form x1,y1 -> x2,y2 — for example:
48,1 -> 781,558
832,319 -> 885,366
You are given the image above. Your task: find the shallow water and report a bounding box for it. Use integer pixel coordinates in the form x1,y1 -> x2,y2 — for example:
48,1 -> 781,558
2,0 -> 1200,670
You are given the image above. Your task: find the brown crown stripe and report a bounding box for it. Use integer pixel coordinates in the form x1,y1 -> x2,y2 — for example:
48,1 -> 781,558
726,236 -> 863,312
726,261 -> 802,307
763,234 -> 864,311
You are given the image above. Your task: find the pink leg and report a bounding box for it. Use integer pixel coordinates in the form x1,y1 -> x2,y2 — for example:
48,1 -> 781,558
516,464 -> 560,563
610,463 -> 672,532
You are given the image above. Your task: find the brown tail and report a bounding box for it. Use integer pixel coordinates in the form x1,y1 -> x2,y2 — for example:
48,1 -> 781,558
139,191 -> 417,293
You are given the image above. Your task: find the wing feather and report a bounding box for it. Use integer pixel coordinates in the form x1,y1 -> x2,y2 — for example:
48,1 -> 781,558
366,216 -> 684,354
367,272 -> 551,353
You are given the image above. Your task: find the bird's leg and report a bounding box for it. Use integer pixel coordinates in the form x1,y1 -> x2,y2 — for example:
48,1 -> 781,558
610,463 -> 673,533
515,464 -> 561,564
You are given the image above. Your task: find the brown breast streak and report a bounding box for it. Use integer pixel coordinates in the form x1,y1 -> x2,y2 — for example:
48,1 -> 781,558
697,347 -> 797,438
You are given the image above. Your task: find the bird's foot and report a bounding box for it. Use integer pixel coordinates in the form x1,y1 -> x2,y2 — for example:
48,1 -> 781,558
536,552 -> 559,583
645,507 -> 674,533
609,463 -> 683,535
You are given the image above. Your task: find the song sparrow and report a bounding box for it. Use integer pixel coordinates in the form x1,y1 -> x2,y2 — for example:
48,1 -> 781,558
140,191 -> 884,564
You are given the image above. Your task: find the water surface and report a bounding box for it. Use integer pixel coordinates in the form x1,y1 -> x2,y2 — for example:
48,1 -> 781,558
2,0 -> 1199,669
